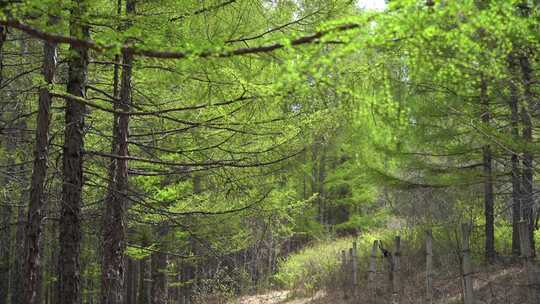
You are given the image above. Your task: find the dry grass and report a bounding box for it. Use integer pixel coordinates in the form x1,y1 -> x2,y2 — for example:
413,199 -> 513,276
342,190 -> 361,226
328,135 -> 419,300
233,262 -> 529,304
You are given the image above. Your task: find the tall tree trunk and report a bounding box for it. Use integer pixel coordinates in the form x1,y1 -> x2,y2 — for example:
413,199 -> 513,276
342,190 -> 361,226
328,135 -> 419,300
11,205 -> 26,304
151,226 -> 169,304
480,78 -> 496,263
0,24 -> 11,304
138,257 -> 150,304
318,144 -> 326,226
126,258 -> 138,304
58,1 -> 89,303
47,218 -> 59,304
508,55 -> 522,257
0,201 -> 11,304
24,25 -> 58,304
151,251 -> 168,304
519,54 -> 536,255
101,1 -> 135,303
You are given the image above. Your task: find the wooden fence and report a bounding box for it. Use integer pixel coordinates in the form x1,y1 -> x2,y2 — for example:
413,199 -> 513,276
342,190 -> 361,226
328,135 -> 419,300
337,222 -> 540,304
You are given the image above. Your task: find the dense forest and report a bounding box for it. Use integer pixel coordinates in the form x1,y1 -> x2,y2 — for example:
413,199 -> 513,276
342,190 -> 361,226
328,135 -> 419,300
0,0 -> 539,303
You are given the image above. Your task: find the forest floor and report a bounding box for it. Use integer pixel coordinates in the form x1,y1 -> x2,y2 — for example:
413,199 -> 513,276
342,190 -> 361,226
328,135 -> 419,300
236,290 -> 327,304
233,263 -> 527,304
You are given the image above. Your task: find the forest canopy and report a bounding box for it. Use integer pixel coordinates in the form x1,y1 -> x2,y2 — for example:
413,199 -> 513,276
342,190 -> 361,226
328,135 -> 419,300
0,0 -> 539,304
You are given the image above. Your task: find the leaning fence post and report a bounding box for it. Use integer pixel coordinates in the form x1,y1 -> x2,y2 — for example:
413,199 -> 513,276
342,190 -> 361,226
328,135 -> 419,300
368,240 -> 378,301
392,236 -> 401,304
425,229 -> 433,304
461,223 -> 474,304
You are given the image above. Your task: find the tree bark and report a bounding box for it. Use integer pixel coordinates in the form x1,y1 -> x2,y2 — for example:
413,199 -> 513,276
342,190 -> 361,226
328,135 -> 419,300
0,24 -> 11,304
461,223 -> 474,304
24,25 -> 58,304
58,1 -> 89,303
126,258 -> 139,304
425,230 -> 433,304
508,57 -> 522,257
480,78 -> 495,263
151,226 -> 169,304
318,144 -> 326,226
100,0 -> 135,302
151,250 -> 169,304
0,201 -> 11,304
392,236 -> 401,304
519,54 -> 536,255
368,240 -> 378,301
519,220 -> 540,303
138,257 -> 150,304
11,205 -> 26,304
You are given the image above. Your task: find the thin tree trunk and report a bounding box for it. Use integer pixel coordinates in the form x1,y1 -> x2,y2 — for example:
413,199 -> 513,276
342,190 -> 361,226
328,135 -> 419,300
126,258 -> 138,304
138,257 -> 150,304
461,223 -> 474,304
310,142 -> 318,222
508,56 -> 521,256
48,219 -> 59,304
368,240 -> 378,301
11,205 -> 26,304
100,0 -> 135,302
0,201 -> 11,304
58,1 -> 89,303
519,54 -> 536,255
519,220 -> 540,303
151,241 -> 169,304
392,236 -> 401,304
425,230 -> 433,304
480,78 -> 496,263
24,24 -> 58,304
0,24 -> 11,304
318,144 -> 326,225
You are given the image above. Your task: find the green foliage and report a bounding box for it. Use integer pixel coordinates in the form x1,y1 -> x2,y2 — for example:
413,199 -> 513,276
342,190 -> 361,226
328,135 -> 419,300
273,229 -> 398,295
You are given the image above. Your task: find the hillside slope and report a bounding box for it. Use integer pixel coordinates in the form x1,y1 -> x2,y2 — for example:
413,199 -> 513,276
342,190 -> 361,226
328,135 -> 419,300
234,263 -> 527,304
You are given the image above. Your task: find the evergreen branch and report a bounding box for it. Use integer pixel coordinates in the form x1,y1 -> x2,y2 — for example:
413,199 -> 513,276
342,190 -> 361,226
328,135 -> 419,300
0,18 -> 361,59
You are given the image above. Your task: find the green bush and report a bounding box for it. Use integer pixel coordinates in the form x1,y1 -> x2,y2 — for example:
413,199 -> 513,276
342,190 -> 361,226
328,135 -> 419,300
273,230 -> 396,295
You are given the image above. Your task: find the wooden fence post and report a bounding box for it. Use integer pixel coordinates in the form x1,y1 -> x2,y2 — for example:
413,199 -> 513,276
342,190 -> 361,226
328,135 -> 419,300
352,241 -> 358,299
461,223 -> 474,304
519,220 -> 540,303
392,236 -> 401,304
342,249 -> 348,299
368,240 -> 378,302
425,229 -> 433,304
349,248 -> 354,298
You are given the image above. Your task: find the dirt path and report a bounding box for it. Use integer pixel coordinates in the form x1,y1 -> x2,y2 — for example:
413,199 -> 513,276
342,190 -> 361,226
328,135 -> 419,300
235,290 -> 327,304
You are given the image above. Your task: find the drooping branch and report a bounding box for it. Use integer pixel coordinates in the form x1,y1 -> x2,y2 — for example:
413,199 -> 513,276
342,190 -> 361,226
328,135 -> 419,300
169,0 -> 238,22
0,18 -> 362,59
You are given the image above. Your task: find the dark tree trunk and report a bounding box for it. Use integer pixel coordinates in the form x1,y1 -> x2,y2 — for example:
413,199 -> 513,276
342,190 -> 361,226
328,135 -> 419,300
11,205 -> 26,304
101,1 -> 135,302
58,1 -> 89,303
138,257 -> 150,304
0,24 -> 11,304
151,250 -> 168,304
508,57 -> 522,257
151,226 -> 169,304
519,54 -> 536,255
318,144 -> 326,225
47,219 -> 59,304
126,258 -> 139,304
0,201 -> 11,304
24,29 -> 58,304
480,78 -> 495,263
